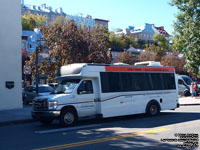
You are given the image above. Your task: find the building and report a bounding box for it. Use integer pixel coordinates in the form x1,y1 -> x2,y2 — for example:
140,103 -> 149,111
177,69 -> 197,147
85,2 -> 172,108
95,18 -> 109,28
0,0 -> 22,110
154,26 -> 170,40
109,48 -> 124,63
110,47 -> 144,64
66,14 -> 95,30
21,2 -> 66,25
127,47 -> 144,55
114,28 -> 127,37
21,1 -> 109,29
22,30 -> 38,53
126,23 -> 159,41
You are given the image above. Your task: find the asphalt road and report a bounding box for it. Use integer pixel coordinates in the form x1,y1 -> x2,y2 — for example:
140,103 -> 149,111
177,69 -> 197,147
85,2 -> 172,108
1,106 -> 200,150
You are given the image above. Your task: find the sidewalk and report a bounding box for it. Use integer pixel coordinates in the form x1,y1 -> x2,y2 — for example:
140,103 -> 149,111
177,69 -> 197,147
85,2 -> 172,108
0,97 -> 200,126
0,105 -> 34,126
179,96 -> 200,106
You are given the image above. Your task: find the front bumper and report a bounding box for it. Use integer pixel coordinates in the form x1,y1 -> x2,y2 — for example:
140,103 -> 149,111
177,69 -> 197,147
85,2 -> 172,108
32,110 -> 60,120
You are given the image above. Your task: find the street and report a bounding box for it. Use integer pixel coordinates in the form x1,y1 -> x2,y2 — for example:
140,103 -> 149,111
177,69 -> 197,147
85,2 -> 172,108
1,105 -> 200,150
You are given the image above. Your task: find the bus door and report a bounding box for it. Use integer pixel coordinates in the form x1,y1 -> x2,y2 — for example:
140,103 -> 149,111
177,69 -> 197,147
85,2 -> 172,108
76,80 -> 96,117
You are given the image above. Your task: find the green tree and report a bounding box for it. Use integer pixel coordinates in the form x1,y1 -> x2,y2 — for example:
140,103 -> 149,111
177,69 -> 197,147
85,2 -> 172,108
144,33 -> 169,61
49,15 -> 68,25
109,33 -> 139,50
22,14 -> 47,30
152,33 -> 169,51
109,32 -> 126,50
171,0 -> 200,74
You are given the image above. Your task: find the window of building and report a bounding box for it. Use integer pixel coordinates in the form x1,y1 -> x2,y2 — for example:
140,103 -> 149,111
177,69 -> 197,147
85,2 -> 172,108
29,44 -> 33,49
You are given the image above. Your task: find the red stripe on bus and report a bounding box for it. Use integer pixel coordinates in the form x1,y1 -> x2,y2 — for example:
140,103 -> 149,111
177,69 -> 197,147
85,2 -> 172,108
105,66 -> 174,73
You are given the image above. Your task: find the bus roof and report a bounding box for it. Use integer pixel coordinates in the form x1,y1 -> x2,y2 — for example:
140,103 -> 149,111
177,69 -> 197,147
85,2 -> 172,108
59,63 -> 175,78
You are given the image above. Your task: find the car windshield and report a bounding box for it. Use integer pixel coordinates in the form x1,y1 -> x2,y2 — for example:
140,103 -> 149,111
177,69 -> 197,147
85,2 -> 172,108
52,79 -> 80,94
182,77 -> 193,85
39,86 -> 54,93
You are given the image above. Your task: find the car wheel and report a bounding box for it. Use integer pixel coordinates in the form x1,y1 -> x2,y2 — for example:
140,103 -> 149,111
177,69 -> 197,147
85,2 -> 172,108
147,102 -> 160,116
184,90 -> 191,97
60,108 -> 78,127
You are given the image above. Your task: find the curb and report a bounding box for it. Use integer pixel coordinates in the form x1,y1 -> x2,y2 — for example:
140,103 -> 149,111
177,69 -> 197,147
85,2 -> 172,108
0,119 -> 36,127
180,103 -> 200,106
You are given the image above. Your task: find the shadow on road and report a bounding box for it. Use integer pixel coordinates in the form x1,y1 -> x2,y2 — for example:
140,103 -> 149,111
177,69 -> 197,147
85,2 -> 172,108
31,111 -> 200,150
36,107 -> 200,131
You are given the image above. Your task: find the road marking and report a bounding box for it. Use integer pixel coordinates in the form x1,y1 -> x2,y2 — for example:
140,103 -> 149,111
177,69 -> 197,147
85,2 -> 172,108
33,128 -> 171,150
35,124 -> 102,134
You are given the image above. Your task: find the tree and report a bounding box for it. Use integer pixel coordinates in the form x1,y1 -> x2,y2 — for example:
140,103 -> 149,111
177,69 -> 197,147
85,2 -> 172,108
22,14 -> 47,30
152,33 -> 169,51
117,51 -> 139,65
161,51 -> 186,74
109,32 -> 126,50
144,33 -> 169,61
171,0 -> 200,74
49,15 -> 68,25
88,26 -> 112,63
109,33 -> 139,50
139,50 -> 159,62
27,21 -> 111,82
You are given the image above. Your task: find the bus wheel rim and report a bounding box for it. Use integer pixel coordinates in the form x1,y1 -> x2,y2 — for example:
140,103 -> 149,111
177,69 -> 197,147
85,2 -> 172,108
150,105 -> 157,115
64,112 -> 74,124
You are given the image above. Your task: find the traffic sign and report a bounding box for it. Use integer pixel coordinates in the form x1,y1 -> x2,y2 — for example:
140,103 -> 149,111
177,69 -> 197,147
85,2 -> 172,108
24,65 -> 31,74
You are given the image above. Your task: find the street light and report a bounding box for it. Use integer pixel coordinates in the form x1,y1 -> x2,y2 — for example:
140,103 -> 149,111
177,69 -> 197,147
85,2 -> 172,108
34,28 -> 45,96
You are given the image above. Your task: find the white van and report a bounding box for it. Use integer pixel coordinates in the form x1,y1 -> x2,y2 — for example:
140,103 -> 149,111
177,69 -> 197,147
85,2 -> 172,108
176,75 -> 191,96
32,63 -> 179,126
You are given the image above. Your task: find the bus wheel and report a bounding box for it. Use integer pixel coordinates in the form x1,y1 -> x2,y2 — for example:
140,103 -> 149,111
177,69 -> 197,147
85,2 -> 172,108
147,102 -> 160,116
60,108 -> 77,127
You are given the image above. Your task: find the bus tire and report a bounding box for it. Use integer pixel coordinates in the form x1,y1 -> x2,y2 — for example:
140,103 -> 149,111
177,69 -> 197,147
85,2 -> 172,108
60,108 -> 78,127
146,102 -> 160,116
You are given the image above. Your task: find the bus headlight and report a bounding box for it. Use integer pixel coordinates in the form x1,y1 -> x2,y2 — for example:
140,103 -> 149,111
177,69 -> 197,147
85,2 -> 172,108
48,101 -> 58,110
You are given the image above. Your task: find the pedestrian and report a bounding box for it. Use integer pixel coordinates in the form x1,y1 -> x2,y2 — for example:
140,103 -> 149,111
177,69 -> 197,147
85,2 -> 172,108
194,82 -> 198,96
190,82 -> 195,97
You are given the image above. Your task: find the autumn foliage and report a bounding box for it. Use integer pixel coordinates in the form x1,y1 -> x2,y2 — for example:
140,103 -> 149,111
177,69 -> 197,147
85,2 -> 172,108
161,51 -> 186,74
27,21 -> 111,82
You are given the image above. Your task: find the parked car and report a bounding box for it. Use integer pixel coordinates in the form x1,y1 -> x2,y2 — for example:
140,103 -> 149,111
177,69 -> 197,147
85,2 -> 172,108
22,84 -> 54,105
176,75 -> 191,96
180,75 -> 193,86
48,83 -> 58,89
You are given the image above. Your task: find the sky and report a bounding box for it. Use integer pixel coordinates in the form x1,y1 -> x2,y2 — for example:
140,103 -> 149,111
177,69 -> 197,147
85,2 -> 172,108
23,0 -> 179,35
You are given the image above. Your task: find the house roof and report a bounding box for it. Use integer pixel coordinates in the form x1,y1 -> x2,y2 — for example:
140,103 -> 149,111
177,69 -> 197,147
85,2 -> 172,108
95,18 -> 109,22
155,26 -> 170,37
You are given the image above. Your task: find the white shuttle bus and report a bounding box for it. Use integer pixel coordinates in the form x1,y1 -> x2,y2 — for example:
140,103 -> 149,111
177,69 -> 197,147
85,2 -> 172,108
32,63 -> 179,126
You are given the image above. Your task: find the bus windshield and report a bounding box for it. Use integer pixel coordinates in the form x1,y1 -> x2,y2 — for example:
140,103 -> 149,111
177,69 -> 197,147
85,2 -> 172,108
52,79 -> 80,94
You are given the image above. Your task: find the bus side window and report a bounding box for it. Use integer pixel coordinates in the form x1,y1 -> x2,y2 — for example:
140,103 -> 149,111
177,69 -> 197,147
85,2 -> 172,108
77,80 -> 94,94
